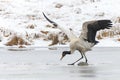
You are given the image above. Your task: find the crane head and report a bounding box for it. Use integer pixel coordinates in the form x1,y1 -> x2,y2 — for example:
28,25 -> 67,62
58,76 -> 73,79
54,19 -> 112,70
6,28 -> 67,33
60,51 -> 71,60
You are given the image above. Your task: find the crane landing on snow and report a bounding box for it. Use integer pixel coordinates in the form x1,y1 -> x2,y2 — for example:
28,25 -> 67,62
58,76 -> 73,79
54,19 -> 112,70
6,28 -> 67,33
43,12 -> 112,65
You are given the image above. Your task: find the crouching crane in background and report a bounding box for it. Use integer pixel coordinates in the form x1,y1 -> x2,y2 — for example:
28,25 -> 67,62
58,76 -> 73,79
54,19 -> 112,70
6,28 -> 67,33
43,12 -> 112,65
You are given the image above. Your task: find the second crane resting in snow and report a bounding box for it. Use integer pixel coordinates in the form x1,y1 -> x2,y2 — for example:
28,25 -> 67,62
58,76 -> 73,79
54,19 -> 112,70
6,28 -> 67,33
43,12 -> 112,65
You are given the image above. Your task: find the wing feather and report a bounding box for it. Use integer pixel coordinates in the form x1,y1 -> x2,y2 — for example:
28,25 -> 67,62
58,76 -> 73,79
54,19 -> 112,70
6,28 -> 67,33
43,12 -> 77,41
80,20 -> 112,44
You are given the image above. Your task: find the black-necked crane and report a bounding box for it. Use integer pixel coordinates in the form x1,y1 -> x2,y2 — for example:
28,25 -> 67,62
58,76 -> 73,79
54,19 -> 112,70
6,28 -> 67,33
43,12 -> 112,65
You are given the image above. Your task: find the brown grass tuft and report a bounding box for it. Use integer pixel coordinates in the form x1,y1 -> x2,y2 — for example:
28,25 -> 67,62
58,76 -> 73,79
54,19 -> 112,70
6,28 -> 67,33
6,36 -> 18,46
18,45 -> 26,48
117,38 -> 120,41
101,31 -> 109,37
26,24 -> 36,29
45,24 -> 57,28
55,3 -> 63,8
41,31 -> 49,35
49,34 -> 59,46
114,17 -> 120,23
97,35 -> 103,40
5,36 -> 30,46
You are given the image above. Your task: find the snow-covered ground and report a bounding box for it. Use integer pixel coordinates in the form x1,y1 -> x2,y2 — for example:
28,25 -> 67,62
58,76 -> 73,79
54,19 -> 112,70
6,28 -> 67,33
0,0 -> 120,47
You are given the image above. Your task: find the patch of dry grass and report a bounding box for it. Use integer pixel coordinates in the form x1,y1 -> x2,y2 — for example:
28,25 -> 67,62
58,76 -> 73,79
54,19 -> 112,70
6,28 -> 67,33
97,24 -> 120,42
40,30 -> 69,46
5,36 -> 30,46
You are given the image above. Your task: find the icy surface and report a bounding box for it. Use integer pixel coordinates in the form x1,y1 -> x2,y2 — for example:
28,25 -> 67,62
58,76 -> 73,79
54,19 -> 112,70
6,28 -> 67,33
0,47 -> 120,80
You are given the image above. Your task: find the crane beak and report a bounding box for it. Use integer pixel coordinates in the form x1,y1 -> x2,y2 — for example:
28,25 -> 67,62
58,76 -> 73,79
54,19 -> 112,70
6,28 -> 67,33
60,55 -> 65,60
60,51 -> 69,60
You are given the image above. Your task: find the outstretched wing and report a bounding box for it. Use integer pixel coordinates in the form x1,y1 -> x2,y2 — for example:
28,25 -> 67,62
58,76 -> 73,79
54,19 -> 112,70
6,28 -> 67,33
43,12 -> 77,40
80,20 -> 112,44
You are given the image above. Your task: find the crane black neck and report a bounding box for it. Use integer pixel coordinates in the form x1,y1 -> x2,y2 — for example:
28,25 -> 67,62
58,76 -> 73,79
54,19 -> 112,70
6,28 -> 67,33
63,51 -> 71,54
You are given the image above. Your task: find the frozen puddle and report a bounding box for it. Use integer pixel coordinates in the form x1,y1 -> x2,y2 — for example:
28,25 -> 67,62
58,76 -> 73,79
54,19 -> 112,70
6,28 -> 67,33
0,47 -> 120,80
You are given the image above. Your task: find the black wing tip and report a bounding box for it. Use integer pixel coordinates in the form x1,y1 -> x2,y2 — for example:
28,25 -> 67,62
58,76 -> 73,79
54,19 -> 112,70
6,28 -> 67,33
42,12 -> 46,17
42,12 -> 58,27
97,19 -> 112,28
42,12 -> 53,21
98,20 -> 112,23
42,12 -> 45,16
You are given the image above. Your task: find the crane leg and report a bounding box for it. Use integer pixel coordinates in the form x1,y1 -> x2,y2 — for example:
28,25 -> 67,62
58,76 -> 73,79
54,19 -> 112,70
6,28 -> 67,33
83,53 -> 88,63
68,52 -> 83,65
